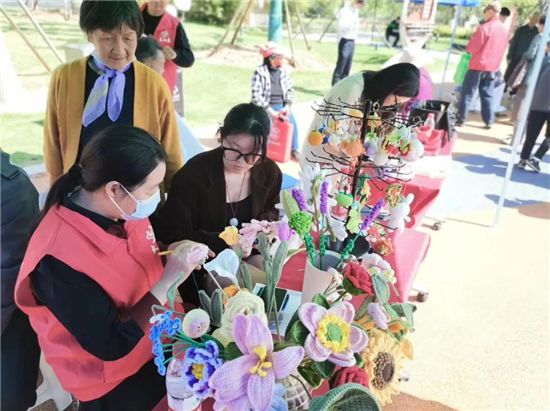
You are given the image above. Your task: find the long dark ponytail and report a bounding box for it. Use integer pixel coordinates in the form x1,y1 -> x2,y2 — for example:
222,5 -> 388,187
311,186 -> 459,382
40,125 -> 167,222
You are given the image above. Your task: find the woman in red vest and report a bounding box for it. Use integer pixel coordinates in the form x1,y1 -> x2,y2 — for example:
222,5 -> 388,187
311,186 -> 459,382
141,0 -> 194,96
15,126 -> 211,410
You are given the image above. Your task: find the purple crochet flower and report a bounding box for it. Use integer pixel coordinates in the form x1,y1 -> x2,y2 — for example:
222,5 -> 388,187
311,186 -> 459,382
210,315 -> 304,411
298,302 -> 369,367
320,181 -> 329,215
367,303 -> 391,330
278,222 -> 292,242
359,198 -> 385,232
183,340 -> 224,398
291,188 -> 308,212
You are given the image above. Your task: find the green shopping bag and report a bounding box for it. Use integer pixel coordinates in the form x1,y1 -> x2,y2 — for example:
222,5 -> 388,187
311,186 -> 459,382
453,53 -> 471,85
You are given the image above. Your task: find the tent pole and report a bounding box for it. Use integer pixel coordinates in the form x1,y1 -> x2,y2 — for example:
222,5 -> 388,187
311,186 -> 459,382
438,3 -> 462,100
493,5 -> 550,227
1,7 -> 51,72
16,0 -> 64,63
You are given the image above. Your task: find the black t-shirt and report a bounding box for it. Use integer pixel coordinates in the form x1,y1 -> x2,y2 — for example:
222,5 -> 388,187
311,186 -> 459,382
226,195 -> 253,230
78,61 -> 135,161
268,66 -> 285,106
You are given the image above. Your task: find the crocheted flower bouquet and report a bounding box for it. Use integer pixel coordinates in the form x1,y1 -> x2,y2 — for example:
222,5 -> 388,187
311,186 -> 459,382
149,213 -> 418,409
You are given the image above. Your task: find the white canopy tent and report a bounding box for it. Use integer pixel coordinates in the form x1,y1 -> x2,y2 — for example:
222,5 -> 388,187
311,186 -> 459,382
494,6 -> 550,227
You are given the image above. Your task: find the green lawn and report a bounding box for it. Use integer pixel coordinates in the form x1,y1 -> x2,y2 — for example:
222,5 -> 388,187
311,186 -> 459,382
1,10 -> 453,168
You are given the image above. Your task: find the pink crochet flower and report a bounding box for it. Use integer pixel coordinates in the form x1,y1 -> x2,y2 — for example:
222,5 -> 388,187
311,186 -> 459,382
187,244 -> 210,264
298,302 -> 369,367
209,314 -> 304,411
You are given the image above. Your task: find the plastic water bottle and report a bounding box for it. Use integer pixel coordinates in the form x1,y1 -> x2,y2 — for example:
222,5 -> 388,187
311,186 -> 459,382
424,113 -> 435,130
166,358 -> 202,411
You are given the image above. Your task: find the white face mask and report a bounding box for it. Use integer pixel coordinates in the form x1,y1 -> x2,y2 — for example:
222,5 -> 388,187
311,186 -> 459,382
110,185 -> 161,221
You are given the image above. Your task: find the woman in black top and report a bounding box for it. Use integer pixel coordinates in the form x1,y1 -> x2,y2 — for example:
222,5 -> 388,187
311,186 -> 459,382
153,103 -> 283,301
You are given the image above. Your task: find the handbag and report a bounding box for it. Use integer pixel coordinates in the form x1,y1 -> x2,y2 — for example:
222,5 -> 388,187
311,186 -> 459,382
507,58 -> 528,89
453,53 -> 471,85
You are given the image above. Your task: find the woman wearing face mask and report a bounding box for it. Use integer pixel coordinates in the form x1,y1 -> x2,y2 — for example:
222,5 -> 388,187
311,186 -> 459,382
15,126 -> 211,409
153,103 -> 282,301
43,0 -> 182,193
299,63 -> 420,168
252,42 -> 301,162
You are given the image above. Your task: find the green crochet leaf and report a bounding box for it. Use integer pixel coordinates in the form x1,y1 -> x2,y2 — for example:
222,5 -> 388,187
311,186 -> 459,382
222,342 -> 243,362
312,293 -> 331,309
239,263 -> 253,291
257,232 -> 271,261
289,319 -> 309,345
166,272 -> 184,311
298,364 -> 323,390
267,241 -> 289,314
282,190 -> 300,217
354,352 -> 365,368
198,290 -> 212,314
390,303 -> 416,326
383,303 -> 399,320
372,274 -> 389,304
285,309 -> 301,340
313,360 -> 335,380
210,289 -> 223,327
354,295 -> 375,321
309,383 -> 381,411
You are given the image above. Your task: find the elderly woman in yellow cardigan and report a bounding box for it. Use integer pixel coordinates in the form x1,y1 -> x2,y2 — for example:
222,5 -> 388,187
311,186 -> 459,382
44,0 -> 182,191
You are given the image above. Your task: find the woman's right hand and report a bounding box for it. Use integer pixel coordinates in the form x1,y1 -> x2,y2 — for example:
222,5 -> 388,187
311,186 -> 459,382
151,241 -> 214,304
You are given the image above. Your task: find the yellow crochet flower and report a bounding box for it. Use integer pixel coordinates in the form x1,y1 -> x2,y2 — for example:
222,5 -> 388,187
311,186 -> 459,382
212,291 -> 267,347
361,329 -> 405,405
219,226 -> 239,246
316,314 -> 351,353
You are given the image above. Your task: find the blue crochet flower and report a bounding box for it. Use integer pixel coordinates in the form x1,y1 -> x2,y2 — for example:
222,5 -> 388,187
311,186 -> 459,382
182,341 -> 223,398
154,357 -> 167,376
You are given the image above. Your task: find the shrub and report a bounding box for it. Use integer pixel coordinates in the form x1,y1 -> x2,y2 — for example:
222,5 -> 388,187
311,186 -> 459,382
186,0 -> 241,26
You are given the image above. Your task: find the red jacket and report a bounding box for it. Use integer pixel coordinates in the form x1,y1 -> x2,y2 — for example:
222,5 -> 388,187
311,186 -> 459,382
142,5 -> 179,95
15,205 -> 164,401
466,17 -> 508,72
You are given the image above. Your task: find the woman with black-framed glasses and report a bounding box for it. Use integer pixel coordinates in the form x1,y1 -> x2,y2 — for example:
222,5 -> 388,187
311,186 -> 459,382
152,103 -> 282,304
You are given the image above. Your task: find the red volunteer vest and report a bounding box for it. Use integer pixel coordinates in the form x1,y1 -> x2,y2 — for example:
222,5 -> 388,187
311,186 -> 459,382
142,5 -> 179,95
15,205 -> 164,401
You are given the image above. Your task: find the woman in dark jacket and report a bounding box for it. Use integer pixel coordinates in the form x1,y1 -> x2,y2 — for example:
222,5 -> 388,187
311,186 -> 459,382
153,103 -> 282,301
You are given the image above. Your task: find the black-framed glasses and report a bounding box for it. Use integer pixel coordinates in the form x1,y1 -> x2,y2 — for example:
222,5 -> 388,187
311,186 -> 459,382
222,147 -> 264,165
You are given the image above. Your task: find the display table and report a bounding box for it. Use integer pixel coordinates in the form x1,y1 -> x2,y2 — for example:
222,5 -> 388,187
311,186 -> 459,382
368,175 -> 443,230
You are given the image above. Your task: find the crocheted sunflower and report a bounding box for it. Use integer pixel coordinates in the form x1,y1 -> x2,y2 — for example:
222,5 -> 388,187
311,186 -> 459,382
361,329 -> 405,405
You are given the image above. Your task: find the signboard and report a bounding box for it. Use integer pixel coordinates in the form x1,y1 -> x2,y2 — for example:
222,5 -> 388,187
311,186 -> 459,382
173,67 -> 185,117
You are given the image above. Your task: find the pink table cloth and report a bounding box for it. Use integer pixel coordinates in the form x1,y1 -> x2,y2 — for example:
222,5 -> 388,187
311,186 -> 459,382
368,175 -> 443,230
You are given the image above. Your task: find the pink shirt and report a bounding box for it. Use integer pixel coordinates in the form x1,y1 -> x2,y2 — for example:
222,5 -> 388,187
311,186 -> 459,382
466,17 -> 509,72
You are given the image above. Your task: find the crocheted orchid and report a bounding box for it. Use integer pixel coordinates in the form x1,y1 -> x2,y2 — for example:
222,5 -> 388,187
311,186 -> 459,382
298,301 -> 369,367
210,315 -> 305,411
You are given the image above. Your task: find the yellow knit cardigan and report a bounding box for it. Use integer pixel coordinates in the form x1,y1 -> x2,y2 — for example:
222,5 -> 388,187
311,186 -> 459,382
43,57 -> 183,191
